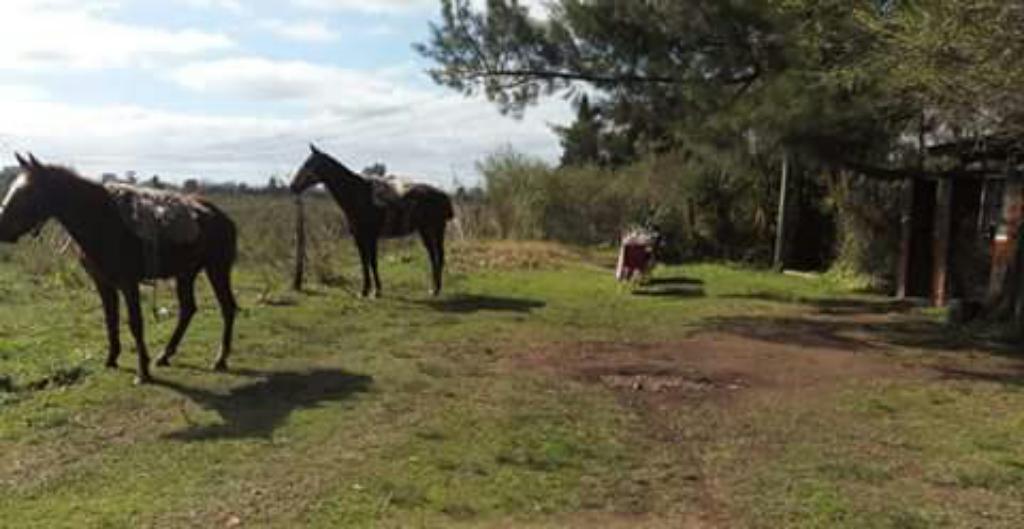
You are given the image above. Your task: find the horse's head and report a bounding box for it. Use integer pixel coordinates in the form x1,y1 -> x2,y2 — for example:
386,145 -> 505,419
0,153 -> 54,243
290,144 -> 330,194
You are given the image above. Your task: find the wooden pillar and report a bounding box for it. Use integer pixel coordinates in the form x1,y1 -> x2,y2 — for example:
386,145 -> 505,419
989,179 -> 1024,300
932,178 -> 953,306
896,178 -> 914,299
773,154 -> 790,271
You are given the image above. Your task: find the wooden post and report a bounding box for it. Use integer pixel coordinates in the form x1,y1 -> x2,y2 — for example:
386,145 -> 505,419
773,153 -> 790,271
990,178 -> 1024,300
896,177 -> 915,299
293,195 -> 307,292
932,178 -> 953,306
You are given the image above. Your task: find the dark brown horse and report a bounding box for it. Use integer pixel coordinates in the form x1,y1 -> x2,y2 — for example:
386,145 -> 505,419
0,154 -> 238,384
290,145 -> 454,297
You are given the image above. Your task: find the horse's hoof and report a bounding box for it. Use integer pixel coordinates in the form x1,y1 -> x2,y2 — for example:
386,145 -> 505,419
213,361 -> 228,373
155,357 -> 171,367
105,361 -> 119,370
134,375 -> 153,386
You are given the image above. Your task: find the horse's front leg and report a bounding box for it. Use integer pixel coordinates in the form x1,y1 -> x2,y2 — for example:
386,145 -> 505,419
367,236 -> 382,297
95,280 -> 121,368
156,272 -> 198,367
122,283 -> 152,384
355,236 -> 373,298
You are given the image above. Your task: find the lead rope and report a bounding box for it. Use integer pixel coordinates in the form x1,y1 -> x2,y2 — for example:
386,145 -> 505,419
143,238 -> 162,321
151,280 -> 160,321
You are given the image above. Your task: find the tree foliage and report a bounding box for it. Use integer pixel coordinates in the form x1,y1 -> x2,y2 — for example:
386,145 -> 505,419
418,0 -> 1024,173
421,0 -> 1024,310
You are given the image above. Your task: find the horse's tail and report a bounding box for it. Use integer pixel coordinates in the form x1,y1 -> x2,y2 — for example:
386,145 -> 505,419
223,213 -> 239,266
199,199 -> 238,267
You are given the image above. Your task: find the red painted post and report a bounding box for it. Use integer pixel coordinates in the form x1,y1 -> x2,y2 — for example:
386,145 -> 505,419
989,179 -> 1024,300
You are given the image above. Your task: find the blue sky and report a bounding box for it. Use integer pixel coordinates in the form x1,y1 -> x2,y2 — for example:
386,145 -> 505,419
0,0 -> 569,186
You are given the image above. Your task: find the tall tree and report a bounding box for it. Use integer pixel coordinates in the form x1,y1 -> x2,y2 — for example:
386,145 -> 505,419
552,95 -> 601,166
416,0 -> 910,169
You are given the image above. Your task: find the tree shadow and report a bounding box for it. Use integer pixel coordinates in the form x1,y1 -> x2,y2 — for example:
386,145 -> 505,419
933,365 -> 1024,389
631,285 -> 706,299
705,312 -> 1021,358
721,292 -> 920,315
703,315 -> 879,352
155,368 -> 373,441
644,276 -> 705,287
418,294 -> 546,314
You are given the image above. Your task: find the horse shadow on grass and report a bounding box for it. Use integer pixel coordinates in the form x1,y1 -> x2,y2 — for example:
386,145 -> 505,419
417,294 -> 546,314
155,368 -> 373,441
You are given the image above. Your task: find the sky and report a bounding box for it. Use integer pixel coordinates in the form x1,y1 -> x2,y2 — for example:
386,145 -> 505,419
0,0 -> 571,187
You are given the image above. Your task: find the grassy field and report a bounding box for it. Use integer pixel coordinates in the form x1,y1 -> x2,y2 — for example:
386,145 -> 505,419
0,213 -> 1023,527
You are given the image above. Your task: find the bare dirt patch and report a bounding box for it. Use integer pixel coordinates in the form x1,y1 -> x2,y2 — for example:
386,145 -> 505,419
515,329 -> 922,407
507,308 -> 1024,528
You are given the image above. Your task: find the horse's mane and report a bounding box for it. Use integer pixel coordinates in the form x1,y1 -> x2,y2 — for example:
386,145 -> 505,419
37,163 -> 101,187
315,151 -> 369,186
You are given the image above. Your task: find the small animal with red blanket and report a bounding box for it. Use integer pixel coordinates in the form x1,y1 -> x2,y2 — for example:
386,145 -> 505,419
615,226 -> 661,282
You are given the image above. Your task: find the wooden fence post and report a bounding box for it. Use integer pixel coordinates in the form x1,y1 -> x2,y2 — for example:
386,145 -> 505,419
773,153 -> 790,271
293,195 -> 307,292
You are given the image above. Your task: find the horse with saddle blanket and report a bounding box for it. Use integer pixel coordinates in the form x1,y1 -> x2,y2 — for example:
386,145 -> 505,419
0,154 -> 238,385
290,145 -> 454,298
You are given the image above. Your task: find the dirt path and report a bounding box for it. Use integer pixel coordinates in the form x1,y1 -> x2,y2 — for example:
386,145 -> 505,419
511,306 -> 1024,528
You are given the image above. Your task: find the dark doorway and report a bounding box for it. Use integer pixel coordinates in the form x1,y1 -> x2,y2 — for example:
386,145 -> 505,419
948,179 -> 988,300
906,179 -> 937,298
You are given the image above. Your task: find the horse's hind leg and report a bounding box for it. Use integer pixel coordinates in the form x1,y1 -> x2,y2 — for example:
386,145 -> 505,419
433,227 -> 446,296
156,271 -> 198,367
94,279 -> 121,369
205,265 -> 237,372
122,283 -> 152,384
419,227 -> 444,296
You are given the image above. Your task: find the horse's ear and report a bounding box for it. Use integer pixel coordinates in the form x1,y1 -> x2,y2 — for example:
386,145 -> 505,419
28,153 -> 42,168
310,143 -> 321,155
14,152 -> 29,169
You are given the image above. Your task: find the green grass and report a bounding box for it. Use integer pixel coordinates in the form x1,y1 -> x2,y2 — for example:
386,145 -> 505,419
0,237 -> 1022,528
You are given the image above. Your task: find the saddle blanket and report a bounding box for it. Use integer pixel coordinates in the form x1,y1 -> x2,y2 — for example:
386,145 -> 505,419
106,183 -> 206,244
370,176 -> 417,236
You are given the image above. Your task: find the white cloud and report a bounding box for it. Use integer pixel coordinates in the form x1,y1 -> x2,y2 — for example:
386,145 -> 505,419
258,19 -> 340,43
0,1 -> 233,71
169,57 -> 426,117
0,88 -> 571,186
0,1 -> 570,185
294,0 -> 550,17
175,0 -> 245,13
0,84 -> 49,102
292,0 -> 434,13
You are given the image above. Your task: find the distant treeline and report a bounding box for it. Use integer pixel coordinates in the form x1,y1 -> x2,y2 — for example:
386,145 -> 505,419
0,166 -> 297,197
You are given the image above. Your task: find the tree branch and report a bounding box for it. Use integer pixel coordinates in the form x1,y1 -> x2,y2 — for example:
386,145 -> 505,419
452,66 -> 760,88
838,159 -> 998,181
